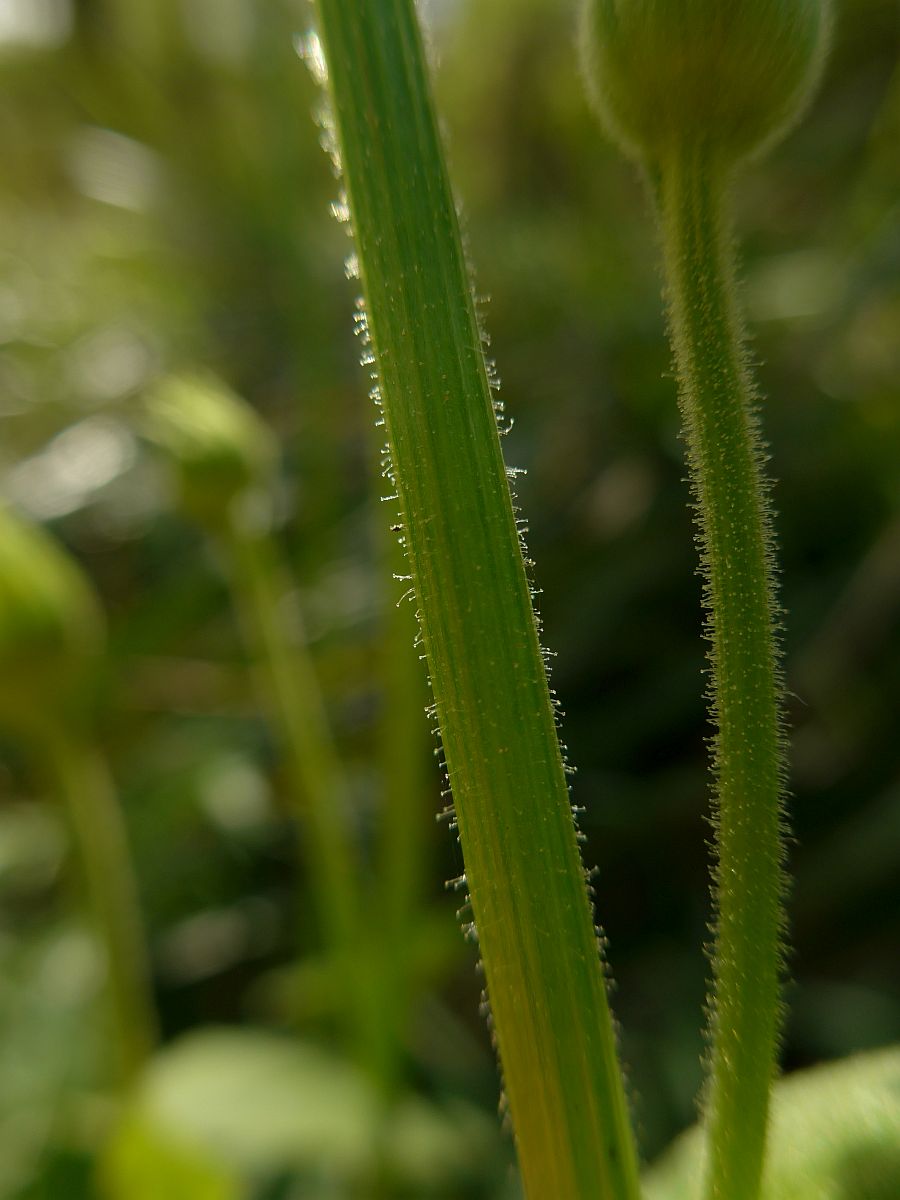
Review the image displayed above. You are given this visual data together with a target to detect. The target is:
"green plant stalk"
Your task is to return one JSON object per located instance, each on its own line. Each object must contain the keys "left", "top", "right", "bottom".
{"left": 655, "top": 147, "right": 786, "bottom": 1200}
{"left": 220, "top": 516, "right": 367, "bottom": 1028}
{"left": 312, "top": 3, "right": 640, "bottom": 1195}
{"left": 42, "top": 723, "right": 156, "bottom": 1085}
{"left": 373, "top": 529, "right": 431, "bottom": 1094}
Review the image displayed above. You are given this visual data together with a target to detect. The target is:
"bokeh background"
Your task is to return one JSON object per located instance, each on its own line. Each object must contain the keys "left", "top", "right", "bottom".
{"left": 0, "top": 0, "right": 898, "bottom": 1195}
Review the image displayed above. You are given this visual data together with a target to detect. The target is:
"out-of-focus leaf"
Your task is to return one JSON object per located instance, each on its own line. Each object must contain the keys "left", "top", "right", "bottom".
{"left": 644, "top": 1046, "right": 900, "bottom": 1200}
{"left": 0, "top": 923, "right": 104, "bottom": 1198}
{"left": 104, "top": 1028, "right": 502, "bottom": 1195}
{"left": 100, "top": 1112, "right": 239, "bottom": 1200}
{"left": 114, "top": 1028, "right": 376, "bottom": 1177}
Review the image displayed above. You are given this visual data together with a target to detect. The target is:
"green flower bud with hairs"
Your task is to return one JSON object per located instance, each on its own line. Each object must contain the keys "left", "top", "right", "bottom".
{"left": 145, "top": 373, "right": 277, "bottom": 530}
{"left": 0, "top": 505, "right": 103, "bottom": 731}
{"left": 580, "top": 0, "right": 832, "bottom": 168}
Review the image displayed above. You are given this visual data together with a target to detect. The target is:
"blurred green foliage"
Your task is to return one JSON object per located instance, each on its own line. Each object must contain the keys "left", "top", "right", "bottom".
{"left": 0, "top": 0, "right": 897, "bottom": 1195}
{"left": 645, "top": 1046, "right": 900, "bottom": 1200}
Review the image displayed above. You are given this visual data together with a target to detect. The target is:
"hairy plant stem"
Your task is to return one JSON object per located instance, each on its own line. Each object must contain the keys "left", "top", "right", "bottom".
{"left": 43, "top": 724, "right": 156, "bottom": 1085}
{"left": 655, "top": 147, "right": 786, "bottom": 1200}
{"left": 312, "top": 2, "right": 640, "bottom": 1195}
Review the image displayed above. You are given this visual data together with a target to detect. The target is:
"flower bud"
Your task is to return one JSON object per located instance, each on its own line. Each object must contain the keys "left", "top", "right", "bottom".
{"left": 145, "top": 374, "right": 277, "bottom": 530}
{"left": 0, "top": 506, "right": 103, "bottom": 728}
{"left": 580, "top": 0, "right": 832, "bottom": 166}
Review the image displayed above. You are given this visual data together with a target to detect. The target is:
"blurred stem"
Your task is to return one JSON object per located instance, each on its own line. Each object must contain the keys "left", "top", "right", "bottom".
{"left": 220, "top": 506, "right": 371, "bottom": 1052}
{"left": 372, "top": 527, "right": 431, "bottom": 1094}
{"left": 313, "top": 2, "right": 640, "bottom": 1195}
{"left": 43, "top": 725, "right": 156, "bottom": 1086}
{"left": 656, "top": 146, "right": 786, "bottom": 1200}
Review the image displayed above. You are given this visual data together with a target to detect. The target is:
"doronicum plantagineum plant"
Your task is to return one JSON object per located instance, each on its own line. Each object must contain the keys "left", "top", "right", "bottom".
{"left": 0, "top": 505, "right": 156, "bottom": 1085}
{"left": 579, "top": 3, "right": 831, "bottom": 1198}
